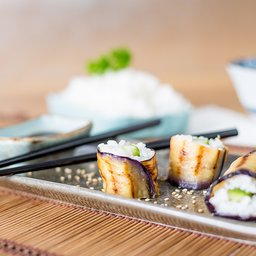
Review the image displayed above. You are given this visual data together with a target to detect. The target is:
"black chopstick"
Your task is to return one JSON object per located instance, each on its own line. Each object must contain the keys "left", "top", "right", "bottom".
{"left": 0, "top": 118, "right": 160, "bottom": 169}
{"left": 0, "top": 153, "right": 97, "bottom": 176}
{"left": 0, "top": 128, "right": 238, "bottom": 177}
{"left": 146, "top": 128, "right": 239, "bottom": 150}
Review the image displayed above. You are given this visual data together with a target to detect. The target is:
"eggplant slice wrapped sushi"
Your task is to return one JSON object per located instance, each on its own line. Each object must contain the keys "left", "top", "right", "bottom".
{"left": 97, "top": 140, "right": 159, "bottom": 199}
{"left": 206, "top": 150, "right": 256, "bottom": 221}
{"left": 169, "top": 135, "right": 227, "bottom": 190}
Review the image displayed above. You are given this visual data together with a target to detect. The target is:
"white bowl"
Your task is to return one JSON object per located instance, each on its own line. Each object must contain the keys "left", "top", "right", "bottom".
{"left": 227, "top": 58, "right": 256, "bottom": 114}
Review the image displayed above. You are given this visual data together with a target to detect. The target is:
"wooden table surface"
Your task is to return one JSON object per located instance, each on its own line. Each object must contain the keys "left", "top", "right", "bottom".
{"left": 1, "top": 1, "right": 256, "bottom": 255}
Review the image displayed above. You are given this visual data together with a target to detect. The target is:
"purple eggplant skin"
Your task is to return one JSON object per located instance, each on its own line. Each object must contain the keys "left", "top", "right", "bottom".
{"left": 97, "top": 150, "right": 157, "bottom": 199}
{"left": 205, "top": 168, "right": 256, "bottom": 221}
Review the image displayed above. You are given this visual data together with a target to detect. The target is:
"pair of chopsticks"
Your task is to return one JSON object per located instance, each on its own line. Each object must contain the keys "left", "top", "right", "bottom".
{"left": 0, "top": 122, "right": 238, "bottom": 176}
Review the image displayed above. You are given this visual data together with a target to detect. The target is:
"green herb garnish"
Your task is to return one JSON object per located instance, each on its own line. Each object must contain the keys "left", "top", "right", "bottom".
{"left": 86, "top": 48, "right": 132, "bottom": 75}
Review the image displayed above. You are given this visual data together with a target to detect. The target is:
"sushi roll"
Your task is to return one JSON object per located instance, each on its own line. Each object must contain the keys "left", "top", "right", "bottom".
{"left": 97, "top": 140, "right": 159, "bottom": 199}
{"left": 168, "top": 135, "right": 227, "bottom": 190}
{"left": 206, "top": 150, "right": 256, "bottom": 221}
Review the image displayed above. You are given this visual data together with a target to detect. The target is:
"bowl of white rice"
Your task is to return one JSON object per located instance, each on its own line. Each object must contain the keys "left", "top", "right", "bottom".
{"left": 46, "top": 69, "right": 191, "bottom": 137}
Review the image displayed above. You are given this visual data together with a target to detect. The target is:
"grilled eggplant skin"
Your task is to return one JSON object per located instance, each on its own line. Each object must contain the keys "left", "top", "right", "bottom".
{"left": 168, "top": 137, "right": 227, "bottom": 190}
{"left": 205, "top": 168, "right": 256, "bottom": 221}
{"left": 225, "top": 150, "right": 256, "bottom": 175}
{"left": 97, "top": 150, "right": 159, "bottom": 199}
{"left": 141, "top": 156, "right": 160, "bottom": 195}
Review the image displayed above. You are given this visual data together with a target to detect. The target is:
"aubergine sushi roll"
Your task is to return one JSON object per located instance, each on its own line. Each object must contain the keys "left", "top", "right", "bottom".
{"left": 168, "top": 135, "right": 227, "bottom": 190}
{"left": 206, "top": 150, "right": 256, "bottom": 221}
{"left": 97, "top": 140, "right": 159, "bottom": 199}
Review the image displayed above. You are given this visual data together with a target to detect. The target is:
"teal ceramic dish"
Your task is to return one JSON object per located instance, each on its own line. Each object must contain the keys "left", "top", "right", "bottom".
{"left": 47, "top": 95, "right": 191, "bottom": 138}
{"left": 0, "top": 114, "right": 92, "bottom": 160}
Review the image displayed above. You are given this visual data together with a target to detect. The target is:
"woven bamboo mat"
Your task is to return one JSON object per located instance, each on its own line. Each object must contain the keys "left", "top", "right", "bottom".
{"left": 0, "top": 188, "right": 255, "bottom": 256}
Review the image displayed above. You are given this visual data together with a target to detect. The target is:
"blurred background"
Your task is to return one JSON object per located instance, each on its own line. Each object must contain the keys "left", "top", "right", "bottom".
{"left": 1, "top": 0, "right": 256, "bottom": 123}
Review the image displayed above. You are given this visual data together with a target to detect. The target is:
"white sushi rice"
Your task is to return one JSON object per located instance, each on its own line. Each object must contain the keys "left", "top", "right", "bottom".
{"left": 209, "top": 175, "right": 256, "bottom": 219}
{"left": 53, "top": 68, "right": 191, "bottom": 118}
{"left": 98, "top": 140, "right": 154, "bottom": 161}
{"left": 173, "top": 135, "right": 224, "bottom": 148}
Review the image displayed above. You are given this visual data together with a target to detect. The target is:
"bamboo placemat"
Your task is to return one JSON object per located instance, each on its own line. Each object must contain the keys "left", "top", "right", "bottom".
{"left": 0, "top": 188, "right": 255, "bottom": 256}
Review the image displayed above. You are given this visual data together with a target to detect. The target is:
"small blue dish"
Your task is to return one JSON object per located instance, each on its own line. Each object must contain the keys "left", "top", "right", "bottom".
{"left": 231, "top": 58, "right": 256, "bottom": 69}
{"left": 0, "top": 114, "right": 92, "bottom": 160}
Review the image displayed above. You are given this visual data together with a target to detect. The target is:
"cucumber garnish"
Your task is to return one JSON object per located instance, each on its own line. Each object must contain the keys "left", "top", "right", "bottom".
{"left": 132, "top": 145, "right": 140, "bottom": 157}
{"left": 123, "top": 144, "right": 140, "bottom": 157}
{"left": 227, "top": 188, "right": 253, "bottom": 202}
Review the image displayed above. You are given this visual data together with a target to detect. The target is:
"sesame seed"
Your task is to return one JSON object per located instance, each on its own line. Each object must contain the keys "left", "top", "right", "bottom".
{"left": 187, "top": 191, "right": 193, "bottom": 195}
{"left": 74, "top": 175, "right": 80, "bottom": 182}
{"left": 181, "top": 205, "right": 188, "bottom": 210}
{"left": 89, "top": 187, "right": 94, "bottom": 190}
{"left": 92, "top": 178, "right": 98, "bottom": 184}
{"left": 182, "top": 189, "right": 187, "bottom": 193}
{"left": 137, "top": 198, "right": 141, "bottom": 201}
{"left": 86, "top": 181, "right": 90, "bottom": 186}
{"left": 176, "top": 205, "right": 182, "bottom": 209}
{"left": 203, "top": 190, "right": 207, "bottom": 195}
{"left": 55, "top": 167, "right": 61, "bottom": 173}
{"left": 177, "top": 195, "right": 183, "bottom": 199}
{"left": 67, "top": 174, "right": 72, "bottom": 180}
{"left": 192, "top": 200, "right": 196, "bottom": 204}
{"left": 154, "top": 201, "right": 157, "bottom": 204}
{"left": 164, "top": 198, "right": 169, "bottom": 201}
{"left": 192, "top": 196, "right": 196, "bottom": 199}
{"left": 76, "top": 169, "right": 81, "bottom": 175}
{"left": 198, "top": 209, "right": 204, "bottom": 213}
{"left": 164, "top": 204, "right": 168, "bottom": 206}
{"left": 80, "top": 169, "right": 86, "bottom": 175}
{"left": 87, "top": 172, "right": 95, "bottom": 178}
{"left": 64, "top": 168, "right": 72, "bottom": 174}
{"left": 145, "top": 198, "right": 150, "bottom": 201}
{"left": 27, "top": 172, "right": 32, "bottom": 177}
{"left": 172, "top": 191, "right": 176, "bottom": 195}
{"left": 60, "top": 176, "right": 65, "bottom": 182}
{"left": 175, "top": 189, "right": 180, "bottom": 193}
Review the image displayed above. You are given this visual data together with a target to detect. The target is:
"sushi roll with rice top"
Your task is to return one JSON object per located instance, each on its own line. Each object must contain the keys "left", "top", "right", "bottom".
{"left": 97, "top": 140, "right": 159, "bottom": 199}
{"left": 206, "top": 150, "right": 256, "bottom": 220}
{"left": 98, "top": 140, "right": 154, "bottom": 161}
{"left": 169, "top": 135, "right": 227, "bottom": 190}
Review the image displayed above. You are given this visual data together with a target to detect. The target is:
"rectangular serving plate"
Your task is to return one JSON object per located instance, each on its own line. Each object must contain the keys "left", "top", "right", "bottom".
{"left": 0, "top": 150, "right": 255, "bottom": 244}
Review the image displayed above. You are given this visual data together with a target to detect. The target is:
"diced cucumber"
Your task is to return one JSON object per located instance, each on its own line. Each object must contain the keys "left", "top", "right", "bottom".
{"left": 132, "top": 145, "right": 140, "bottom": 157}
{"left": 123, "top": 144, "right": 140, "bottom": 157}
{"left": 227, "top": 188, "right": 253, "bottom": 202}
{"left": 193, "top": 137, "right": 209, "bottom": 145}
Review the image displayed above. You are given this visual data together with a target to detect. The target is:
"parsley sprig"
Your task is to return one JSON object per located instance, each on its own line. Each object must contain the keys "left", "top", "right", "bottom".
{"left": 86, "top": 48, "right": 132, "bottom": 75}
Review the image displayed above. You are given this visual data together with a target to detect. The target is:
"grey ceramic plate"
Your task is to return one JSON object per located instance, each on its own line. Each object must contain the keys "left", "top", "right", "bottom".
{"left": 0, "top": 150, "right": 255, "bottom": 244}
